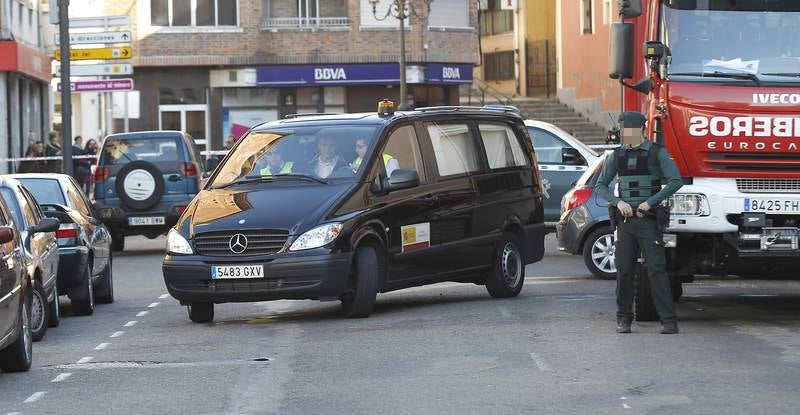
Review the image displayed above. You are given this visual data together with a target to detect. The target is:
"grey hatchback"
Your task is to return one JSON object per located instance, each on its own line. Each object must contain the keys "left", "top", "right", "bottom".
{"left": 92, "top": 131, "right": 205, "bottom": 251}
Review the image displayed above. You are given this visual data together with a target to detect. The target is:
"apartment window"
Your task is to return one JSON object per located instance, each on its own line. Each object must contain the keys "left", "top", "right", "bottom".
{"left": 263, "top": 0, "right": 348, "bottom": 28}
{"left": 150, "top": 0, "right": 238, "bottom": 27}
{"left": 484, "top": 51, "right": 515, "bottom": 81}
{"left": 429, "top": 0, "right": 469, "bottom": 29}
{"left": 480, "top": 0, "right": 513, "bottom": 35}
{"left": 581, "top": 0, "right": 594, "bottom": 34}
{"left": 603, "top": 0, "right": 612, "bottom": 25}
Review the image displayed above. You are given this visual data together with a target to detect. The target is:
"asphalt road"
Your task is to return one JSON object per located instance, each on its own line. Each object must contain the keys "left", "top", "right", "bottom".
{"left": 1, "top": 235, "right": 800, "bottom": 414}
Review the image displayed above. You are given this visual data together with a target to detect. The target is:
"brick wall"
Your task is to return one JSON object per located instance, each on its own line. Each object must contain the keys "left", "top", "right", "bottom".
{"left": 98, "top": 0, "right": 477, "bottom": 67}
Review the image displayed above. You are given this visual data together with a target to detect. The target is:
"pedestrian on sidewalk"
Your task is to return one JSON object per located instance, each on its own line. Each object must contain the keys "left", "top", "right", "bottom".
{"left": 18, "top": 142, "right": 45, "bottom": 173}
{"left": 72, "top": 136, "right": 92, "bottom": 190}
{"left": 44, "top": 131, "right": 63, "bottom": 173}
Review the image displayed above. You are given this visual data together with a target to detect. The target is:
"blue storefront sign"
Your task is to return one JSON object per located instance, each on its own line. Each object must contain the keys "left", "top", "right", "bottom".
{"left": 256, "top": 63, "right": 474, "bottom": 87}
{"left": 256, "top": 64, "right": 400, "bottom": 87}
{"left": 425, "top": 64, "right": 473, "bottom": 84}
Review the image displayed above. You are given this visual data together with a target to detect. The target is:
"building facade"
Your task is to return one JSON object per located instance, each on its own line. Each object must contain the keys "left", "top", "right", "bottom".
{"left": 474, "top": 0, "right": 556, "bottom": 98}
{"left": 0, "top": 0, "right": 52, "bottom": 173}
{"left": 66, "top": 0, "right": 478, "bottom": 151}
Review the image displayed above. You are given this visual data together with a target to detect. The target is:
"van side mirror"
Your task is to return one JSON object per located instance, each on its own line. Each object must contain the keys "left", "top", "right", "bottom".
{"left": 619, "top": 0, "right": 642, "bottom": 18}
{"left": 388, "top": 169, "right": 420, "bottom": 192}
{"left": 32, "top": 218, "right": 60, "bottom": 234}
{"left": 0, "top": 226, "right": 15, "bottom": 244}
{"left": 562, "top": 148, "right": 585, "bottom": 166}
{"left": 609, "top": 22, "right": 635, "bottom": 80}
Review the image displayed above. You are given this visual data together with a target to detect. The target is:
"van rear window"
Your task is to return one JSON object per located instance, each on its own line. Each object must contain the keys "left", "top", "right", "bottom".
{"left": 101, "top": 137, "right": 182, "bottom": 165}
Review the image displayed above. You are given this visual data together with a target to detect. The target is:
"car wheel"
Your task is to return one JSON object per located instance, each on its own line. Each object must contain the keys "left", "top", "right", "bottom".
{"left": 72, "top": 265, "right": 95, "bottom": 316}
{"left": 48, "top": 279, "right": 60, "bottom": 328}
{"left": 95, "top": 254, "right": 114, "bottom": 304}
{"left": 340, "top": 245, "right": 380, "bottom": 318}
{"left": 0, "top": 299, "right": 33, "bottom": 372}
{"left": 486, "top": 232, "right": 525, "bottom": 298}
{"left": 187, "top": 302, "right": 214, "bottom": 323}
{"left": 634, "top": 263, "right": 659, "bottom": 322}
{"left": 582, "top": 227, "right": 617, "bottom": 280}
{"left": 111, "top": 233, "right": 125, "bottom": 252}
{"left": 30, "top": 281, "right": 49, "bottom": 342}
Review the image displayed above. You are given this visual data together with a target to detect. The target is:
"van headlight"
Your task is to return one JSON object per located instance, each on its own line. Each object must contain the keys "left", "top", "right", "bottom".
{"left": 289, "top": 223, "right": 343, "bottom": 251}
{"left": 166, "top": 228, "right": 193, "bottom": 255}
{"left": 668, "top": 194, "right": 710, "bottom": 216}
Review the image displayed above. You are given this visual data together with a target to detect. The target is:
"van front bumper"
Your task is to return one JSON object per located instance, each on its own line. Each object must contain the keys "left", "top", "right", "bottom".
{"left": 162, "top": 251, "right": 352, "bottom": 304}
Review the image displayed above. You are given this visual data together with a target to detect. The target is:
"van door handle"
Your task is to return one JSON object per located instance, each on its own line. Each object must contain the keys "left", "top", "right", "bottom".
{"left": 168, "top": 174, "right": 183, "bottom": 182}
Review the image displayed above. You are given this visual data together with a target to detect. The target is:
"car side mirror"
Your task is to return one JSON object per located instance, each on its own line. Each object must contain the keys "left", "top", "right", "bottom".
{"left": 0, "top": 226, "right": 15, "bottom": 244}
{"left": 388, "top": 169, "right": 420, "bottom": 192}
{"left": 562, "top": 147, "right": 585, "bottom": 166}
{"left": 32, "top": 218, "right": 60, "bottom": 234}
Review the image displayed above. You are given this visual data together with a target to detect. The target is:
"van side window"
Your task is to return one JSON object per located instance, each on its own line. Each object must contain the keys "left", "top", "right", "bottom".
{"left": 426, "top": 122, "right": 480, "bottom": 177}
{"left": 478, "top": 123, "right": 529, "bottom": 169}
{"left": 381, "top": 125, "right": 427, "bottom": 184}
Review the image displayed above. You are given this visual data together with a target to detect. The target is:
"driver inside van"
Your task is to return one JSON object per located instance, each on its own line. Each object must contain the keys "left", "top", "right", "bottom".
{"left": 258, "top": 146, "right": 294, "bottom": 176}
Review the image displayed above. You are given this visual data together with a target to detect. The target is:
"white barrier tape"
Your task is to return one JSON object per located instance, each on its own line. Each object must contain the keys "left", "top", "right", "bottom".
{"left": 589, "top": 144, "right": 621, "bottom": 150}
{"left": 201, "top": 150, "right": 229, "bottom": 156}
{"left": 0, "top": 154, "right": 98, "bottom": 163}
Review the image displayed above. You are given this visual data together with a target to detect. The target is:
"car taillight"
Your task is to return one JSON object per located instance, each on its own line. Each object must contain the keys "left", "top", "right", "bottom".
{"left": 180, "top": 163, "right": 198, "bottom": 177}
{"left": 566, "top": 187, "right": 594, "bottom": 212}
{"left": 177, "top": 205, "right": 187, "bottom": 213}
{"left": 93, "top": 167, "right": 109, "bottom": 183}
{"left": 56, "top": 227, "right": 78, "bottom": 239}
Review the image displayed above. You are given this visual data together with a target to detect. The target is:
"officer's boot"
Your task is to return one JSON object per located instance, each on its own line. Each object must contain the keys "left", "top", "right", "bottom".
{"left": 660, "top": 320, "right": 679, "bottom": 334}
{"left": 616, "top": 316, "right": 632, "bottom": 334}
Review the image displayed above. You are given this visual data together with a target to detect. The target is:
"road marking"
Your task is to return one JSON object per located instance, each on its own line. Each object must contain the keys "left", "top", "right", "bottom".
{"left": 94, "top": 342, "right": 110, "bottom": 350}
{"left": 110, "top": 331, "right": 125, "bottom": 338}
{"left": 496, "top": 305, "right": 514, "bottom": 319}
{"left": 51, "top": 372, "right": 72, "bottom": 383}
{"left": 124, "top": 320, "right": 137, "bottom": 327}
{"left": 136, "top": 311, "right": 149, "bottom": 317}
{"left": 148, "top": 302, "right": 160, "bottom": 308}
{"left": 159, "top": 294, "right": 169, "bottom": 299}
{"left": 23, "top": 392, "right": 46, "bottom": 403}
{"left": 76, "top": 356, "right": 94, "bottom": 364}
{"left": 623, "top": 403, "right": 632, "bottom": 409}
{"left": 529, "top": 352, "right": 552, "bottom": 372}
{"left": 739, "top": 294, "right": 777, "bottom": 298}
{"left": 7, "top": 412, "right": 21, "bottom": 415}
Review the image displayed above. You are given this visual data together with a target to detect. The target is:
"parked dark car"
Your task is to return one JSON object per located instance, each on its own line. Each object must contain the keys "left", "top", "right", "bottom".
{"left": 526, "top": 120, "right": 599, "bottom": 231}
{"left": 163, "top": 105, "right": 546, "bottom": 322}
{"left": 92, "top": 131, "right": 205, "bottom": 251}
{"left": 0, "top": 200, "right": 32, "bottom": 372}
{"left": 0, "top": 177, "right": 60, "bottom": 341}
{"left": 556, "top": 153, "right": 617, "bottom": 279}
{"left": 15, "top": 174, "right": 113, "bottom": 316}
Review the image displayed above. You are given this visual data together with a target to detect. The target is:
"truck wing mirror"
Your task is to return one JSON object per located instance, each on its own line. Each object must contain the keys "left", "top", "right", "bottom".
{"left": 609, "top": 22, "right": 635, "bottom": 80}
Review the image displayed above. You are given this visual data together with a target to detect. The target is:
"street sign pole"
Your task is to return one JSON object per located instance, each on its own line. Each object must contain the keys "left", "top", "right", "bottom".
{"left": 58, "top": 0, "right": 73, "bottom": 176}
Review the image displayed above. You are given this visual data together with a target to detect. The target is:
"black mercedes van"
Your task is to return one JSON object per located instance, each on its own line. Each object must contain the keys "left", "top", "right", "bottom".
{"left": 162, "top": 104, "right": 545, "bottom": 322}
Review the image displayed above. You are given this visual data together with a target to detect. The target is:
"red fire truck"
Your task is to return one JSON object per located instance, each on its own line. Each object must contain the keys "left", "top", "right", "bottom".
{"left": 610, "top": 0, "right": 800, "bottom": 319}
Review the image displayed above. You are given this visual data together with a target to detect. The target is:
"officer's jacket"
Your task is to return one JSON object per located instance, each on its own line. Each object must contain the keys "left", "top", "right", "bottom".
{"left": 595, "top": 140, "right": 683, "bottom": 207}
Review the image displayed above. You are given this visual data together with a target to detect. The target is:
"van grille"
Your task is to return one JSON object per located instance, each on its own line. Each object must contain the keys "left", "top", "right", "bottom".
{"left": 708, "top": 153, "right": 800, "bottom": 171}
{"left": 193, "top": 230, "right": 289, "bottom": 257}
{"left": 736, "top": 179, "right": 800, "bottom": 194}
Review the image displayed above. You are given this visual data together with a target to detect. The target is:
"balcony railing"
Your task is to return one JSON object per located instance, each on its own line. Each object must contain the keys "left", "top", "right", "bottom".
{"left": 261, "top": 16, "right": 350, "bottom": 29}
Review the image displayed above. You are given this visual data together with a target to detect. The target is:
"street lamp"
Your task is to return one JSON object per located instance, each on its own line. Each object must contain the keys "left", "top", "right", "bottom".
{"left": 368, "top": 0, "right": 433, "bottom": 110}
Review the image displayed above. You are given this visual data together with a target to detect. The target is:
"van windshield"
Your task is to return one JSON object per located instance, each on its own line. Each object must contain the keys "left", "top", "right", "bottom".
{"left": 210, "top": 125, "right": 379, "bottom": 188}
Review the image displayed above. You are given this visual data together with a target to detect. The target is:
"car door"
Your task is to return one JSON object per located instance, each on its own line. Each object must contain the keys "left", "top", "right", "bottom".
{"left": 19, "top": 186, "right": 59, "bottom": 290}
{"left": 0, "top": 202, "right": 17, "bottom": 339}
{"left": 367, "top": 123, "right": 442, "bottom": 285}
{"left": 418, "top": 119, "right": 488, "bottom": 275}
{"left": 528, "top": 127, "right": 589, "bottom": 226}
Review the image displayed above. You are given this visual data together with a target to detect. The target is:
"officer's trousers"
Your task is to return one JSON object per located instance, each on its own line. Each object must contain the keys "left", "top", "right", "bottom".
{"left": 615, "top": 216, "right": 676, "bottom": 321}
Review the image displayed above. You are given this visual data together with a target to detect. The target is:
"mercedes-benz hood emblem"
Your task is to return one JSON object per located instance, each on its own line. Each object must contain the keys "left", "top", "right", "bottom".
{"left": 229, "top": 233, "right": 248, "bottom": 254}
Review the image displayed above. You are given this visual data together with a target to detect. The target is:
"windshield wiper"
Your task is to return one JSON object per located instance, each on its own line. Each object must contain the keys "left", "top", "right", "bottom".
{"left": 761, "top": 72, "right": 800, "bottom": 78}
{"left": 211, "top": 173, "right": 328, "bottom": 189}
{"left": 272, "top": 173, "right": 328, "bottom": 185}
{"left": 210, "top": 177, "right": 267, "bottom": 189}
{"left": 670, "top": 71, "right": 762, "bottom": 86}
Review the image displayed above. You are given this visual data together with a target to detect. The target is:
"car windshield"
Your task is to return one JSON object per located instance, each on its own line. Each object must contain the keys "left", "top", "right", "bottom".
{"left": 16, "top": 178, "right": 67, "bottom": 206}
{"left": 210, "top": 125, "right": 379, "bottom": 188}
{"left": 663, "top": 1, "right": 800, "bottom": 82}
{"left": 100, "top": 137, "right": 182, "bottom": 165}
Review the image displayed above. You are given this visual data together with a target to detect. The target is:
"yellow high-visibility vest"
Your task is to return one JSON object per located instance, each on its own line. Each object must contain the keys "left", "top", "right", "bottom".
{"left": 260, "top": 161, "right": 294, "bottom": 176}
{"left": 353, "top": 153, "right": 394, "bottom": 170}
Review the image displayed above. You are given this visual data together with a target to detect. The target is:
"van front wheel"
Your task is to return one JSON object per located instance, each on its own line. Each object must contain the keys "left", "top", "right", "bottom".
{"left": 486, "top": 232, "right": 525, "bottom": 298}
{"left": 340, "top": 246, "right": 379, "bottom": 318}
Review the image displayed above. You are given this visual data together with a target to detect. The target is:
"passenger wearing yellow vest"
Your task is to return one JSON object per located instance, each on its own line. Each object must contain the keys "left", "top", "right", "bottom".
{"left": 259, "top": 148, "right": 294, "bottom": 176}
{"left": 349, "top": 138, "right": 399, "bottom": 176}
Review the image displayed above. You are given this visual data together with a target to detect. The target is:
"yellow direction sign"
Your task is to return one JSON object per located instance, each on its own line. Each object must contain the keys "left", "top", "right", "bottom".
{"left": 55, "top": 47, "right": 133, "bottom": 61}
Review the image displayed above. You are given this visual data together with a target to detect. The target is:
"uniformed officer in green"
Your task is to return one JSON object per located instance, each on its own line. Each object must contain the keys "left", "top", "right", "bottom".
{"left": 259, "top": 147, "right": 294, "bottom": 176}
{"left": 595, "top": 112, "right": 683, "bottom": 334}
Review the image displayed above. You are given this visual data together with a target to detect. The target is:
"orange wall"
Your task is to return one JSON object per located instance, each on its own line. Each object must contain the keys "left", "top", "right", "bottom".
{"left": 559, "top": 0, "right": 621, "bottom": 113}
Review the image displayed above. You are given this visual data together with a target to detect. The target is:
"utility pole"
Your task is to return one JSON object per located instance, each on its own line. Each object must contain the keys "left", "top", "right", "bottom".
{"left": 58, "top": 0, "right": 73, "bottom": 176}
{"left": 398, "top": 8, "right": 407, "bottom": 110}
